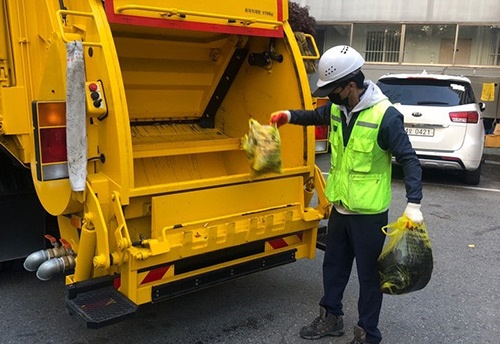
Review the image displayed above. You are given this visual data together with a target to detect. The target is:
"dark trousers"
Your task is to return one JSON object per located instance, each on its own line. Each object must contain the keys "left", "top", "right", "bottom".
{"left": 320, "top": 206, "right": 388, "bottom": 344}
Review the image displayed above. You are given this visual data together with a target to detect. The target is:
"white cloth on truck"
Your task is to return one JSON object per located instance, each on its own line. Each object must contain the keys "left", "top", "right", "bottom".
{"left": 66, "top": 40, "right": 87, "bottom": 191}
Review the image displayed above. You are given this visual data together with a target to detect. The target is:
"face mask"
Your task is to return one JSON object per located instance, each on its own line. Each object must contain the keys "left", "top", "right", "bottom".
{"left": 328, "top": 87, "right": 351, "bottom": 107}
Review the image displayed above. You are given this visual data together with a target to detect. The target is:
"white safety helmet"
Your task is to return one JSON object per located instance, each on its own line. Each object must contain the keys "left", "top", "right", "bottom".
{"left": 312, "top": 45, "right": 365, "bottom": 97}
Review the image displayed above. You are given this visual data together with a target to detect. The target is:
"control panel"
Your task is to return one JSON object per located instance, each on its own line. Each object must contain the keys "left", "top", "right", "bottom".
{"left": 85, "top": 81, "right": 107, "bottom": 119}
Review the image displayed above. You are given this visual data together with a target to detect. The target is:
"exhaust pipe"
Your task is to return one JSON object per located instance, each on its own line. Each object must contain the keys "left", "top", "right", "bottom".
{"left": 23, "top": 246, "right": 71, "bottom": 272}
{"left": 36, "top": 255, "right": 76, "bottom": 281}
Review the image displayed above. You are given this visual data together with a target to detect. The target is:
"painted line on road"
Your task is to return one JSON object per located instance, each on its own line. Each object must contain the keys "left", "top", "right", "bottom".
{"left": 321, "top": 172, "right": 500, "bottom": 193}
{"left": 485, "top": 159, "right": 500, "bottom": 166}
{"left": 436, "top": 184, "right": 500, "bottom": 193}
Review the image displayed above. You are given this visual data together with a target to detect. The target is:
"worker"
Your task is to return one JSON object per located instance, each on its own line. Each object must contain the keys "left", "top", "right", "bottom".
{"left": 269, "top": 45, "right": 423, "bottom": 344}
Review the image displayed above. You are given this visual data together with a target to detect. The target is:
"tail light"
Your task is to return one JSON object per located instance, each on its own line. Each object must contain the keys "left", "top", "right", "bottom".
{"left": 315, "top": 126, "right": 329, "bottom": 140}
{"left": 315, "top": 125, "right": 329, "bottom": 153}
{"left": 449, "top": 111, "right": 479, "bottom": 124}
{"left": 33, "top": 101, "right": 69, "bottom": 181}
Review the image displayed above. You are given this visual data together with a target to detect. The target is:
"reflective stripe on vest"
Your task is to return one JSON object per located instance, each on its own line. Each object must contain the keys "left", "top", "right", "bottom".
{"left": 325, "top": 100, "right": 392, "bottom": 214}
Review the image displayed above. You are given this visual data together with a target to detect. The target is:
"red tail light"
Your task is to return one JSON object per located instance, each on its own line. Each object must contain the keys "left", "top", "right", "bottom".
{"left": 33, "top": 101, "right": 69, "bottom": 181}
{"left": 315, "top": 126, "right": 329, "bottom": 140}
{"left": 40, "top": 127, "right": 67, "bottom": 163}
{"left": 449, "top": 111, "right": 479, "bottom": 124}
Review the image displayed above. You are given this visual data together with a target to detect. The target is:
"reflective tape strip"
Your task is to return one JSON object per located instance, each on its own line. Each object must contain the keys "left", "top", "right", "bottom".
{"left": 267, "top": 238, "right": 288, "bottom": 249}
{"left": 267, "top": 234, "right": 303, "bottom": 250}
{"left": 356, "top": 121, "right": 378, "bottom": 129}
{"left": 140, "top": 266, "right": 171, "bottom": 285}
{"left": 331, "top": 114, "right": 342, "bottom": 123}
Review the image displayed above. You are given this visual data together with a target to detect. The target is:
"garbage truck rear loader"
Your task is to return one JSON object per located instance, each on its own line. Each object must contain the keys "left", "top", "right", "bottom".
{"left": 0, "top": 0, "right": 328, "bottom": 328}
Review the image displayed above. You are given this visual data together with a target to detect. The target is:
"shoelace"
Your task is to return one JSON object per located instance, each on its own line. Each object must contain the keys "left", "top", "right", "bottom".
{"left": 310, "top": 316, "right": 327, "bottom": 329}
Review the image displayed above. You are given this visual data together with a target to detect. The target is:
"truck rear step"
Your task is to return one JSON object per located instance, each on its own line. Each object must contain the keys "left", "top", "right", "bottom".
{"left": 66, "top": 248, "right": 296, "bottom": 328}
{"left": 66, "top": 277, "right": 137, "bottom": 329}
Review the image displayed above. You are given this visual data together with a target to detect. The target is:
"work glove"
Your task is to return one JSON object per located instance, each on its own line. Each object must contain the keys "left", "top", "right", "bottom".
{"left": 403, "top": 202, "right": 424, "bottom": 225}
{"left": 269, "top": 111, "right": 291, "bottom": 128}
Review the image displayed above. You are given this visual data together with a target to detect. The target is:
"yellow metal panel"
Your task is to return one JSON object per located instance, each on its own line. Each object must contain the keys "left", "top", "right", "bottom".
{"left": 114, "top": 33, "right": 241, "bottom": 122}
{"left": 131, "top": 165, "right": 312, "bottom": 197}
{"left": 0, "top": 1, "right": 10, "bottom": 87}
{"left": 151, "top": 177, "right": 303, "bottom": 234}
{"left": 0, "top": 87, "right": 30, "bottom": 134}
{"left": 32, "top": 177, "right": 81, "bottom": 216}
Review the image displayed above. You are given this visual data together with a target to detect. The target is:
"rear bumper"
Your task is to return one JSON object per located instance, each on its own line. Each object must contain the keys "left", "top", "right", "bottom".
{"left": 417, "top": 155, "right": 465, "bottom": 170}
{"left": 393, "top": 154, "right": 482, "bottom": 171}
{"left": 151, "top": 249, "right": 297, "bottom": 302}
{"left": 416, "top": 154, "right": 482, "bottom": 171}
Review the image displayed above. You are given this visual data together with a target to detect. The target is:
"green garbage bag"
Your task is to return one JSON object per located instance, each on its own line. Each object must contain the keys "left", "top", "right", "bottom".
{"left": 377, "top": 216, "right": 433, "bottom": 295}
{"left": 242, "top": 118, "right": 282, "bottom": 175}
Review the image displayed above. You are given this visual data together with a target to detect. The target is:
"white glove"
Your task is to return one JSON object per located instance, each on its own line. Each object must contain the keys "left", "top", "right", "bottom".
{"left": 404, "top": 202, "right": 423, "bottom": 225}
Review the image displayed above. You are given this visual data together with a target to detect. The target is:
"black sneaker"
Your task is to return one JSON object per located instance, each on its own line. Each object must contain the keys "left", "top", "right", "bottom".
{"left": 347, "top": 325, "right": 368, "bottom": 344}
{"left": 299, "top": 307, "right": 344, "bottom": 340}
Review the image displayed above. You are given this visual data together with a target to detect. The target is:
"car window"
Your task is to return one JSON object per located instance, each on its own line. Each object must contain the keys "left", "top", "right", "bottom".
{"left": 377, "top": 78, "right": 476, "bottom": 106}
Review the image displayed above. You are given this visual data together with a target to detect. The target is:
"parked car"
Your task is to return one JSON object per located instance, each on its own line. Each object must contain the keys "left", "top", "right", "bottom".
{"left": 377, "top": 72, "right": 485, "bottom": 185}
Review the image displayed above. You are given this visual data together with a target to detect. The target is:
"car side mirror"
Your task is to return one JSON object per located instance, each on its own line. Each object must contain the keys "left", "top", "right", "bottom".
{"left": 478, "top": 102, "right": 486, "bottom": 112}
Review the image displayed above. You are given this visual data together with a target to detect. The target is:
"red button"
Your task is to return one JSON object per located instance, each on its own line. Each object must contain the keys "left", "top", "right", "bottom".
{"left": 88, "top": 83, "right": 98, "bottom": 92}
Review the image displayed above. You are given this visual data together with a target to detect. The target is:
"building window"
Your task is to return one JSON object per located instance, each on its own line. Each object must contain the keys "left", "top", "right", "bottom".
{"left": 456, "top": 25, "right": 500, "bottom": 66}
{"left": 319, "top": 24, "right": 352, "bottom": 53}
{"left": 489, "top": 27, "right": 500, "bottom": 65}
{"left": 404, "top": 24, "right": 457, "bottom": 64}
{"left": 352, "top": 24, "right": 402, "bottom": 63}
{"left": 403, "top": 24, "right": 500, "bottom": 66}
{"left": 365, "top": 29, "right": 400, "bottom": 62}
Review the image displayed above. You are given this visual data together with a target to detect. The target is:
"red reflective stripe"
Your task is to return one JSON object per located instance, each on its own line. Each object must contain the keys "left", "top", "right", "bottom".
{"left": 141, "top": 266, "right": 171, "bottom": 284}
{"left": 268, "top": 238, "right": 288, "bottom": 249}
{"left": 113, "top": 277, "right": 121, "bottom": 290}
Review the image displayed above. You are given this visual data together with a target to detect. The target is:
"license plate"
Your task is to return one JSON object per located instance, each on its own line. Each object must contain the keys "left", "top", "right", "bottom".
{"left": 405, "top": 127, "right": 435, "bottom": 137}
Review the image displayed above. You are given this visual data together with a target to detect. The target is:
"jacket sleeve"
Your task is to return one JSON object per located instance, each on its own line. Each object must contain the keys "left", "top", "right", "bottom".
{"left": 288, "top": 103, "right": 331, "bottom": 126}
{"left": 379, "top": 106, "right": 423, "bottom": 204}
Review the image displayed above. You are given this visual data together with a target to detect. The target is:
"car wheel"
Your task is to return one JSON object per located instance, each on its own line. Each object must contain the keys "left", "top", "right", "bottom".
{"left": 463, "top": 162, "right": 482, "bottom": 185}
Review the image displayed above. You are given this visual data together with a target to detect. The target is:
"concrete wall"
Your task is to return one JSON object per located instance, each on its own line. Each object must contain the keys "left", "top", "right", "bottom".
{"left": 296, "top": 0, "right": 500, "bottom": 24}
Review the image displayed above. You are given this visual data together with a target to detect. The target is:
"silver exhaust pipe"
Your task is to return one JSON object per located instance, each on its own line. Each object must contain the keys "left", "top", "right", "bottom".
{"left": 36, "top": 255, "right": 76, "bottom": 281}
{"left": 23, "top": 246, "right": 71, "bottom": 272}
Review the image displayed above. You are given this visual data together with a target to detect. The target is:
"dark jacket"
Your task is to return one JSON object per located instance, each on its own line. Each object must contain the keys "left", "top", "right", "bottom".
{"left": 289, "top": 82, "right": 423, "bottom": 204}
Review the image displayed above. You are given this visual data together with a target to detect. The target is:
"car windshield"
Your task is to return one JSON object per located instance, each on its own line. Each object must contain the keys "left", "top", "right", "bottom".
{"left": 377, "top": 78, "right": 477, "bottom": 106}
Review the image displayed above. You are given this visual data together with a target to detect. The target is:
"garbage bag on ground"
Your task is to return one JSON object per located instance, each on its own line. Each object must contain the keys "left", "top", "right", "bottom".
{"left": 377, "top": 216, "right": 433, "bottom": 295}
{"left": 242, "top": 118, "right": 282, "bottom": 175}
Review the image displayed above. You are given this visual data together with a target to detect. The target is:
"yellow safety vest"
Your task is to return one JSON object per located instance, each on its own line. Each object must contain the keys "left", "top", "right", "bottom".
{"left": 325, "top": 100, "right": 392, "bottom": 214}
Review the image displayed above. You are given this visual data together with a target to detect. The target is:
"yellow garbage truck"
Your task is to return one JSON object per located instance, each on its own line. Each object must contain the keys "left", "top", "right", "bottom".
{"left": 0, "top": 0, "right": 328, "bottom": 328}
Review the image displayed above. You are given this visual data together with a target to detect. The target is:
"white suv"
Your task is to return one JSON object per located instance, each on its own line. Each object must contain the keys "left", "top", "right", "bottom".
{"left": 377, "top": 72, "right": 485, "bottom": 185}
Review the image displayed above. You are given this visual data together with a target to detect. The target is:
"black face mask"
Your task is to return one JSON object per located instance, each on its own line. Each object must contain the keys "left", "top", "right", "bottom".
{"left": 329, "top": 88, "right": 351, "bottom": 106}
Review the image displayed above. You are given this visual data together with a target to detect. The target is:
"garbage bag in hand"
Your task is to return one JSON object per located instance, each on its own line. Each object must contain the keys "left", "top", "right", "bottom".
{"left": 377, "top": 216, "right": 433, "bottom": 295}
{"left": 242, "top": 118, "right": 282, "bottom": 175}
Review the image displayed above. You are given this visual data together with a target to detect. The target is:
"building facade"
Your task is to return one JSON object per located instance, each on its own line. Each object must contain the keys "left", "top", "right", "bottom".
{"left": 297, "top": 0, "right": 500, "bottom": 124}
